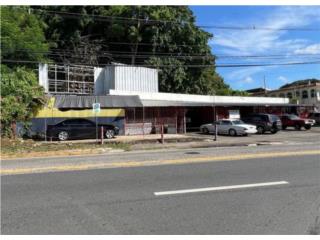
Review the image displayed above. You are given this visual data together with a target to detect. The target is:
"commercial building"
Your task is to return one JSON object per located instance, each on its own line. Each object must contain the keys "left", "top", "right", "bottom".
{"left": 32, "top": 63, "right": 305, "bottom": 136}
{"left": 246, "top": 79, "right": 320, "bottom": 113}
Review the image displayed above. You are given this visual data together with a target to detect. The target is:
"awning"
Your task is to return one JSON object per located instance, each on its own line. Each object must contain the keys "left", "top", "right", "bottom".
{"left": 53, "top": 95, "right": 143, "bottom": 108}
{"left": 140, "top": 100, "right": 296, "bottom": 107}
{"left": 52, "top": 94, "right": 312, "bottom": 109}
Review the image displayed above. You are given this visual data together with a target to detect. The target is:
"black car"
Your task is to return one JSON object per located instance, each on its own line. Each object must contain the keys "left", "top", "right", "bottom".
{"left": 47, "top": 119, "right": 119, "bottom": 141}
{"left": 241, "top": 113, "right": 282, "bottom": 134}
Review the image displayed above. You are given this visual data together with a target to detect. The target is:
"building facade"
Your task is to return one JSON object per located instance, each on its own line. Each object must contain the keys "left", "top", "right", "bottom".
{"left": 33, "top": 63, "right": 311, "bottom": 137}
{"left": 247, "top": 80, "right": 320, "bottom": 112}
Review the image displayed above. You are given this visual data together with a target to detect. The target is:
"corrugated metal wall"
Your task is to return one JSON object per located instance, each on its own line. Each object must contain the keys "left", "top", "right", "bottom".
{"left": 114, "top": 66, "right": 158, "bottom": 93}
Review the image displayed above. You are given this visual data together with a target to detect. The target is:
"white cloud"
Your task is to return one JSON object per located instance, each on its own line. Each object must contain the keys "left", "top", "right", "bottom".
{"left": 243, "top": 76, "right": 254, "bottom": 83}
{"left": 278, "top": 76, "right": 289, "bottom": 83}
{"left": 227, "top": 66, "right": 264, "bottom": 79}
{"left": 211, "top": 6, "right": 320, "bottom": 86}
{"left": 212, "top": 7, "right": 320, "bottom": 56}
{"left": 294, "top": 44, "right": 320, "bottom": 54}
{"left": 236, "top": 76, "right": 256, "bottom": 88}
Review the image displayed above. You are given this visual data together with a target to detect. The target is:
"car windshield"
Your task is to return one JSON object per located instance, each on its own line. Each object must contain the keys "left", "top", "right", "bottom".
{"left": 232, "top": 120, "right": 244, "bottom": 125}
{"left": 288, "top": 115, "right": 300, "bottom": 120}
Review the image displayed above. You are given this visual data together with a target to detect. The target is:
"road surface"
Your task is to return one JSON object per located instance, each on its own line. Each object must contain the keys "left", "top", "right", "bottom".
{"left": 1, "top": 144, "right": 320, "bottom": 234}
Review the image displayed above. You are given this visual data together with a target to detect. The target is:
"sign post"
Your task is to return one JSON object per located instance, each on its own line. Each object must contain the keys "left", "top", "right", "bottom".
{"left": 214, "top": 106, "right": 218, "bottom": 141}
{"left": 92, "top": 103, "right": 101, "bottom": 143}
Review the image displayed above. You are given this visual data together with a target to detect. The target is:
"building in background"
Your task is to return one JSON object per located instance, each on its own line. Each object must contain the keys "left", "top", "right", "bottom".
{"left": 33, "top": 63, "right": 311, "bottom": 137}
{"left": 246, "top": 79, "right": 320, "bottom": 113}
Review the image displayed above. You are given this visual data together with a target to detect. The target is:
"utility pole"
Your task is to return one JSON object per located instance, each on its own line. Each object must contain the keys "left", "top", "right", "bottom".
{"left": 263, "top": 76, "right": 268, "bottom": 97}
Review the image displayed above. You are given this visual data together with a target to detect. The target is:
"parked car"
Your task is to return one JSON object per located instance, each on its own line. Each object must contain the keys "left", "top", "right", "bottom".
{"left": 308, "top": 112, "right": 320, "bottom": 125}
{"left": 47, "top": 118, "right": 119, "bottom": 141}
{"left": 200, "top": 119, "right": 257, "bottom": 136}
{"left": 280, "top": 114, "right": 315, "bottom": 130}
{"left": 241, "top": 113, "right": 282, "bottom": 134}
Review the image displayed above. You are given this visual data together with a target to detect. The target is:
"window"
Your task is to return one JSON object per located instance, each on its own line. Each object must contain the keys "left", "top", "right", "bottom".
{"left": 295, "top": 91, "right": 300, "bottom": 97}
{"left": 279, "top": 93, "right": 285, "bottom": 98}
{"left": 62, "top": 119, "right": 94, "bottom": 126}
{"left": 270, "top": 115, "right": 280, "bottom": 122}
{"left": 231, "top": 120, "right": 245, "bottom": 125}
{"left": 302, "top": 90, "right": 308, "bottom": 99}
{"left": 253, "top": 116, "right": 262, "bottom": 121}
{"left": 288, "top": 114, "right": 300, "bottom": 120}
{"left": 287, "top": 92, "right": 293, "bottom": 98}
{"left": 221, "top": 120, "right": 232, "bottom": 125}
{"left": 311, "top": 89, "right": 315, "bottom": 98}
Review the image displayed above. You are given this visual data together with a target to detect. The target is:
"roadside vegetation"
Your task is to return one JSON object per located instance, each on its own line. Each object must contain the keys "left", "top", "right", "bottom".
{"left": 1, "top": 138, "right": 131, "bottom": 158}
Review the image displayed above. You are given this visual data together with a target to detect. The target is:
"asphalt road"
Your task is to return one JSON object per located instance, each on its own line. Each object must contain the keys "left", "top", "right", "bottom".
{"left": 1, "top": 145, "right": 320, "bottom": 234}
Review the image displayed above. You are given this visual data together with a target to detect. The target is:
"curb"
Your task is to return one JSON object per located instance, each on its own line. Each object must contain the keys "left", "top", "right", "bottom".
{"left": 1, "top": 140, "right": 285, "bottom": 161}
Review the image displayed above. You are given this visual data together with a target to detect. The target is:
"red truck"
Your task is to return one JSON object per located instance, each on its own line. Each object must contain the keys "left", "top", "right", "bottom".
{"left": 280, "top": 114, "right": 315, "bottom": 130}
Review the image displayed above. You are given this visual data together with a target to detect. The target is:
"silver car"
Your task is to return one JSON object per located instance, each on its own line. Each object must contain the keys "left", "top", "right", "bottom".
{"left": 200, "top": 119, "right": 257, "bottom": 136}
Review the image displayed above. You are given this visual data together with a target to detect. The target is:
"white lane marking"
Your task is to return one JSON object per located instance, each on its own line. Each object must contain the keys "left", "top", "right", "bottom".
{"left": 154, "top": 181, "right": 289, "bottom": 196}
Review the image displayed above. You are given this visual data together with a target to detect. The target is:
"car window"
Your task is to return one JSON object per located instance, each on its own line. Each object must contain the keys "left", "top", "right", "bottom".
{"left": 252, "top": 116, "right": 261, "bottom": 121}
{"left": 232, "top": 120, "right": 244, "bottom": 125}
{"left": 77, "top": 119, "right": 95, "bottom": 126}
{"left": 62, "top": 119, "right": 94, "bottom": 126}
{"left": 221, "top": 120, "right": 232, "bottom": 125}
{"left": 288, "top": 115, "right": 300, "bottom": 120}
{"left": 270, "top": 115, "right": 280, "bottom": 122}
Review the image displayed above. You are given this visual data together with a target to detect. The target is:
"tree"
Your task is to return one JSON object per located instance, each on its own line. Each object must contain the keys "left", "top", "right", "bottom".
{"left": 1, "top": 6, "right": 48, "bottom": 137}
{"left": 39, "top": 6, "right": 233, "bottom": 95}
{"left": 1, "top": 6, "right": 49, "bottom": 64}
{"left": 1, "top": 65, "right": 47, "bottom": 137}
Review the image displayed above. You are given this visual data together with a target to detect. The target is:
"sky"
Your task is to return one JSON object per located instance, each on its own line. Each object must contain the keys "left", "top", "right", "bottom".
{"left": 190, "top": 6, "right": 320, "bottom": 91}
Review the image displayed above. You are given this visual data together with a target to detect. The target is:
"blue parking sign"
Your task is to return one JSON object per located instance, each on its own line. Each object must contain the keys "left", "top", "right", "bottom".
{"left": 92, "top": 103, "right": 101, "bottom": 113}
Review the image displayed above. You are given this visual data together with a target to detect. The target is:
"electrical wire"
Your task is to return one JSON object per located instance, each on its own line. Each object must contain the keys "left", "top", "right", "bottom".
{"left": 10, "top": 6, "right": 320, "bottom": 32}
{"left": 2, "top": 59, "right": 320, "bottom": 68}
{"left": 4, "top": 48, "right": 320, "bottom": 60}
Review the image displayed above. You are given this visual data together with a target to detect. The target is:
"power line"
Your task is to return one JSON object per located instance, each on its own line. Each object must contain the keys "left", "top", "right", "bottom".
{"left": 3, "top": 59, "right": 320, "bottom": 68}
{"left": 5, "top": 48, "right": 320, "bottom": 60}
{"left": 11, "top": 6, "right": 320, "bottom": 32}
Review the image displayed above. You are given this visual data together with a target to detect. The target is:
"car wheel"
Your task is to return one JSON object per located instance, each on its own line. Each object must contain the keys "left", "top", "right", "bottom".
{"left": 304, "top": 125, "right": 311, "bottom": 130}
{"left": 270, "top": 128, "right": 278, "bottom": 134}
{"left": 257, "top": 126, "right": 265, "bottom": 134}
{"left": 294, "top": 124, "right": 301, "bottom": 130}
{"left": 229, "top": 129, "right": 237, "bottom": 136}
{"left": 202, "top": 127, "right": 209, "bottom": 134}
{"left": 105, "top": 129, "right": 115, "bottom": 139}
{"left": 58, "top": 131, "right": 69, "bottom": 141}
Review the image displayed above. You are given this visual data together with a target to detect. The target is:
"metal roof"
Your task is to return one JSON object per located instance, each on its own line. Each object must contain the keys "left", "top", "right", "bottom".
{"left": 140, "top": 100, "right": 294, "bottom": 107}
{"left": 52, "top": 94, "right": 311, "bottom": 109}
{"left": 109, "top": 90, "right": 292, "bottom": 107}
{"left": 53, "top": 95, "right": 143, "bottom": 108}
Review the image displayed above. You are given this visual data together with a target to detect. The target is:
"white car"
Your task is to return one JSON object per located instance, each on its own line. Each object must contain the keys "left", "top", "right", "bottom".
{"left": 200, "top": 119, "right": 257, "bottom": 136}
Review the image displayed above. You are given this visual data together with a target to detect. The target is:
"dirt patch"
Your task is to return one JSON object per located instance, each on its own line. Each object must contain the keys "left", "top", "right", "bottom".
{"left": 1, "top": 138, "right": 130, "bottom": 159}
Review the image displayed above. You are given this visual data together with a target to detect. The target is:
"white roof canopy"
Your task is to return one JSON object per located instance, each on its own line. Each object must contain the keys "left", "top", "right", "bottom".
{"left": 109, "top": 90, "right": 290, "bottom": 107}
